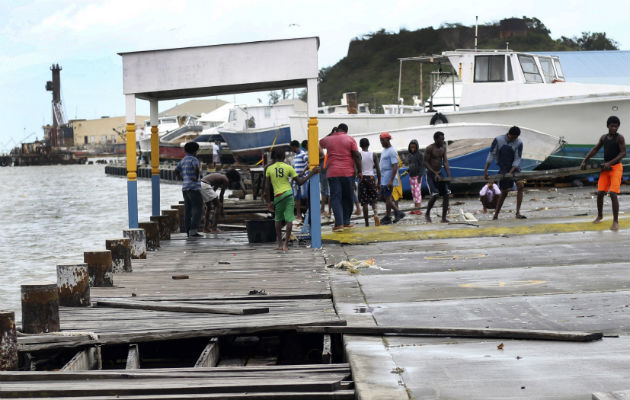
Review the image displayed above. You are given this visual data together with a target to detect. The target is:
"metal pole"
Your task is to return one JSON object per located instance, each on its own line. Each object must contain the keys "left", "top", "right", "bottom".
{"left": 150, "top": 100, "right": 160, "bottom": 217}
{"left": 306, "top": 78, "right": 321, "bottom": 249}
{"left": 397, "top": 60, "right": 403, "bottom": 103}
{"left": 125, "top": 95, "right": 138, "bottom": 228}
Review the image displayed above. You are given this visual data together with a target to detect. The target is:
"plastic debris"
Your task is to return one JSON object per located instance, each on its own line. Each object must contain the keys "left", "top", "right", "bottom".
{"left": 328, "top": 258, "right": 387, "bottom": 274}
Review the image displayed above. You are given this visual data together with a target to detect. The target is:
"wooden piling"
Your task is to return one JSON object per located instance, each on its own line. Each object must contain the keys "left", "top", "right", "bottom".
{"left": 105, "top": 238, "right": 132, "bottom": 273}
{"left": 150, "top": 215, "right": 172, "bottom": 240}
{"left": 138, "top": 222, "right": 160, "bottom": 250}
{"left": 162, "top": 209, "right": 180, "bottom": 233}
{"left": 84, "top": 251, "right": 114, "bottom": 287}
{"left": 123, "top": 228, "right": 146, "bottom": 259}
{"left": 0, "top": 311, "right": 18, "bottom": 370}
{"left": 56, "top": 264, "right": 90, "bottom": 307}
{"left": 170, "top": 204, "right": 186, "bottom": 233}
{"left": 21, "top": 283, "right": 60, "bottom": 334}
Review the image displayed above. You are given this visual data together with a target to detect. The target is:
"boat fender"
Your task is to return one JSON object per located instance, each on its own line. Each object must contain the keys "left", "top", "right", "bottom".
{"left": 430, "top": 113, "right": 448, "bottom": 125}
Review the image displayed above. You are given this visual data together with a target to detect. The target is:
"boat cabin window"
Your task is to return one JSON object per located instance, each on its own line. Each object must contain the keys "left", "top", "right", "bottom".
{"left": 552, "top": 58, "right": 565, "bottom": 80}
{"left": 474, "top": 55, "right": 506, "bottom": 82}
{"left": 517, "top": 55, "right": 543, "bottom": 83}
{"left": 264, "top": 107, "right": 271, "bottom": 118}
{"left": 539, "top": 57, "right": 556, "bottom": 83}
{"left": 359, "top": 105, "right": 367, "bottom": 113}
{"left": 228, "top": 109, "right": 237, "bottom": 122}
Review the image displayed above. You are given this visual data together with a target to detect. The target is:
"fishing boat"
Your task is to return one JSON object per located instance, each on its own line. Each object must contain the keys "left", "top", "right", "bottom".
{"left": 137, "top": 115, "right": 202, "bottom": 161}
{"left": 354, "top": 122, "right": 562, "bottom": 178}
{"left": 218, "top": 100, "right": 306, "bottom": 164}
{"left": 290, "top": 49, "right": 630, "bottom": 168}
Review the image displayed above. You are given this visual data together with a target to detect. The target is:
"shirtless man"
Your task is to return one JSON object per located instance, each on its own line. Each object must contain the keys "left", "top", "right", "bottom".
{"left": 580, "top": 116, "right": 626, "bottom": 231}
{"left": 423, "top": 131, "right": 451, "bottom": 223}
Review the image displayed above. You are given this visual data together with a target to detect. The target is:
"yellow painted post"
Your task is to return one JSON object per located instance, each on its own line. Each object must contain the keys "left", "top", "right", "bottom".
{"left": 126, "top": 122, "right": 138, "bottom": 228}
{"left": 307, "top": 116, "right": 321, "bottom": 248}
{"left": 151, "top": 125, "right": 160, "bottom": 216}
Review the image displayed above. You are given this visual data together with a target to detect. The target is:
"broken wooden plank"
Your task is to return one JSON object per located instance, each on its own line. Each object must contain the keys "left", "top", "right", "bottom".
{"left": 194, "top": 338, "right": 219, "bottom": 368}
{"left": 444, "top": 167, "right": 602, "bottom": 185}
{"left": 126, "top": 344, "right": 141, "bottom": 369}
{"left": 95, "top": 300, "right": 269, "bottom": 315}
{"left": 322, "top": 334, "right": 332, "bottom": 364}
{"left": 296, "top": 326, "right": 603, "bottom": 342}
{"left": 60, "top": 347, "right": 100, "bottom": 371}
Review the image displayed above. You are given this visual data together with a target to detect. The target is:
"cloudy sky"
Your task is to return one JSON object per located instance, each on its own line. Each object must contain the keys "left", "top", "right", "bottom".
{"left": 1, "top": 0, "right": 628, "bottom": 152}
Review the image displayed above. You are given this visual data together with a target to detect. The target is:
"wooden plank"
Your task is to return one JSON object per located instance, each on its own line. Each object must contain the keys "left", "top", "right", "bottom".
{"left": 95, "top": 300, "right": 269, "bottom": 315}
{"left": 1, "top": 390, "right": 356, "bottom": 399}
{"left": 60, "top": 347, "right": 100, "bottom": 371}
{"left": 245, "top": 356, "right": 278, "bottom": 366}
{"left": 444, "top": 167, "right": 602, "bottom": 185}
{"left": 296, "top": 326, "right": 603, "bottom": 342}
{"left": 126, "top": 344, "right": 141, "bottom": 369}
{"left": 322, "top": 334, "right": 332, "bottom": 364}
{"left": 216, "top": 357, "right": 246, "bottom": 367}
{"left": 194, "top": 338, "right": 219, "bottom": 368}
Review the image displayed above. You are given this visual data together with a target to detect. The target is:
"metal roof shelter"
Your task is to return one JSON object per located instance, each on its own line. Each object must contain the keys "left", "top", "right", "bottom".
{"left": 119, "top": 37, "right": 323, "bottom": 247}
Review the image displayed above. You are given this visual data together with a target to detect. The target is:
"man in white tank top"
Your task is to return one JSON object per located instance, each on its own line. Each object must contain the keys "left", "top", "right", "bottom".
{"left": 358, "top": 138, "right": 381, "bottom": 226}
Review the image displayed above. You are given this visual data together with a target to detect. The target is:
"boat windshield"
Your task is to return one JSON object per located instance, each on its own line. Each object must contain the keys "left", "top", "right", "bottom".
{"left": 552, "top": 58, "right": 565, "bottom": 80}
{"left": 538, "top": 57, "right": 556, "bottom": 83}
{"left": 517, "top": 55, "right": 543, "bottom": 83}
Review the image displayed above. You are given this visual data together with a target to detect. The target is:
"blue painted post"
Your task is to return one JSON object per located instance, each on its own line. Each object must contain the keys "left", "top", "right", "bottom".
{"left": 309, "top": 174, "right": 321, "bottom": 248}
{"left": 126, "top": 95, "right": 138, "bottom": 228}
{"left": 150, "top": 125, "right": 160, "bottom": 217}
{"left": 307, "top": 115, "right": 321, "bottom": 248}
{"left": 150, "top": 101, "right": 160, "bottom": 217}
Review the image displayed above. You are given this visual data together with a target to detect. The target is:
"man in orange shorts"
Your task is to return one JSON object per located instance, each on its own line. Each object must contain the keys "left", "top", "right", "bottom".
{"left": 581, "top": 116, "right": 626, "bottom": 231}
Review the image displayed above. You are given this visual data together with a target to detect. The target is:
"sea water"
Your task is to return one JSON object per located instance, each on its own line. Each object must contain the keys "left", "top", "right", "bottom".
{"left": 0, "top": 163, "right": 184, "bottom": 321}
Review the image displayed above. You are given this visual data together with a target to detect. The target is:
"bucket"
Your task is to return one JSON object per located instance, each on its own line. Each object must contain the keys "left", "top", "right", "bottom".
{"left": 246, "top": 219, "right": 277, "bottom": 243}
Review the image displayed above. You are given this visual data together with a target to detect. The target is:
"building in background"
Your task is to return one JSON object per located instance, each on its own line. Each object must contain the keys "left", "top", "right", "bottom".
{"left": 70, "top": 116, "right": 148, "bottom": 154}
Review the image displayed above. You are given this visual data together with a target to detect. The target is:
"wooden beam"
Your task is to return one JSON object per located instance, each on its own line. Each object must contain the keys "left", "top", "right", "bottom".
{"left": 95, "top": 300, "right": 269, "bottom": 315}
{"left": 296, "top": 326, "right": 603, "bottom": 342}
{"left": 126, "top": 344, "right": 141, "bottom": 369}
{"left": 322, "top": 334, "right": 332, "bottom": 364}
{"left": 194, "top": 338, "right": 219, "bottom": 368}
{"left": 444, "top": 167, "right": 601, "bottom": 185}
{"left": 61, "top": 347, "right": 100, "bottom": 371}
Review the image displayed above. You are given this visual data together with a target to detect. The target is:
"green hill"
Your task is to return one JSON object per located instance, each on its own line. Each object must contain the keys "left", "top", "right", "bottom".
{"left": 317, "top": 17, "right": 618, "bottom": 112}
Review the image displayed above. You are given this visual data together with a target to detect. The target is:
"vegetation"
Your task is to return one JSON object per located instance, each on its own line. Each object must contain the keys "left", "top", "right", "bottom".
{"left": 317, "top": 17, "right": 619, "bottom": 113}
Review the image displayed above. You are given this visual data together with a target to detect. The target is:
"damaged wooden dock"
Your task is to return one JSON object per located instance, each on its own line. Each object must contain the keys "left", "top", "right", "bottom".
{"left": 7, "top": 230, "right": 353, "bottom": 399}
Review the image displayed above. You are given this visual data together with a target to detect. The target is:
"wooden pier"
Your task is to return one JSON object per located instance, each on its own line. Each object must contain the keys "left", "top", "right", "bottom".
{"left": 3, "top": 213, "right": 354, "bottom": 398}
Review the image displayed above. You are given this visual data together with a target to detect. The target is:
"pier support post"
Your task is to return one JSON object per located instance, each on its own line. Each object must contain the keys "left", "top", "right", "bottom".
{"left": 125, "top": 94, "right": 138, "bottom": 228}
{"left": 56, "top": 264, "right": 90, "bottom": 306}
{"left": 162, "top": 209, "right": 180, "bottom": 233}
{"left": 21, "top": 283, "right": 60, "bottom": 334}
{"left": 106, "top": 238, "right": 132, "bottom": 273}
{"left": 150, "top": 100, "right": 161, "bottom": 217}
{"left": 138, "top": 221, "right": 160, "bottom": 250}
{"left": 84, "top": 251, "right": 114, "bottom": 287}
{"left": 150, "top": 215, "right": 171, "bottom": 240}
{"left": 123, "top": 228, "right": 146, "bottom": 259}
{"left": 0, "top": 311, "right": 18, "bottom": 370}
{"left": 306, "top": 77, "right": 322, "bottom": 249}
{"left": 171, "top": 204, "right": 186, "bottom": 233}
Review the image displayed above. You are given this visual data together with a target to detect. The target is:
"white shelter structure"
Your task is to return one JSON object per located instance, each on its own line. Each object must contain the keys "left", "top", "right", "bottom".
{"left": 119, "top": 37, "right": 322, "bottom": 247}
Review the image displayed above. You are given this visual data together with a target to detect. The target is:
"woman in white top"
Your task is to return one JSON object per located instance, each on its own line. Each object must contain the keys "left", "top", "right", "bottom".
{"left": 358, "top": 138, "right": 381, "bottom": 226}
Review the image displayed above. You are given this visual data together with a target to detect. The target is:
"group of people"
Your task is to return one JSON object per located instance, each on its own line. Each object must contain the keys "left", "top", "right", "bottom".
{"left": 174, "top": 142, "right": 239, "bottom": 237}
{"left": 176, "top": 115, "right": 624, "bottom": 242}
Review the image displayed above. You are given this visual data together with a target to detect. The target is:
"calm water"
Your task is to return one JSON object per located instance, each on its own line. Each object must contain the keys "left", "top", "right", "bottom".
{"left": 0, "top": 163, "right": 184, "bottom": 320}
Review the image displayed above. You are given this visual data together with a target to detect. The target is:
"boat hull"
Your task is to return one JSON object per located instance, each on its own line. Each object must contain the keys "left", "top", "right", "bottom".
{"left": 219, "top": 126, "right": 291, "bottom": 164}
{"left": 289, "top": 95, "right": 629, "bottom": 169}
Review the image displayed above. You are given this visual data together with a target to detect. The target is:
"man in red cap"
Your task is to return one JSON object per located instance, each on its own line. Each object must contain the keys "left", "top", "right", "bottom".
{"left": 319, "top": 123, "right": 362, "bottom": 232}
{"left": 379, "top": 132, "right": 405, "bottom": 224}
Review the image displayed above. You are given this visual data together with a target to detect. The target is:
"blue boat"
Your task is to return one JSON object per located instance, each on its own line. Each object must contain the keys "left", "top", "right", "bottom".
{"left": 218, "top": 101, "right": 306, "bottom": 164}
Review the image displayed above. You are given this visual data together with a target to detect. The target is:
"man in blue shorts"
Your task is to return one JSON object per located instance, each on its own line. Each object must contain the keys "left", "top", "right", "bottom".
{"left": 483, "top": 126, "right": 525, "bottom": 220}
{"left": 379, "top": 132, "right": 405, "bottom": 224}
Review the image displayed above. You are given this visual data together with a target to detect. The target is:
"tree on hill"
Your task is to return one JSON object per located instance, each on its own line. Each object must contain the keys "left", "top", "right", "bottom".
{"left": 318, "top": 17, "right": 619, "bottom": 113}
